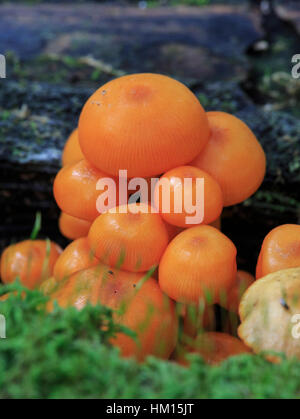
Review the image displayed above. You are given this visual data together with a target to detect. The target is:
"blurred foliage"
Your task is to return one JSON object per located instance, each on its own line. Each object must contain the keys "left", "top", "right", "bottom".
{"left": 0, "top": 286, "right": 300, "bottom": 398}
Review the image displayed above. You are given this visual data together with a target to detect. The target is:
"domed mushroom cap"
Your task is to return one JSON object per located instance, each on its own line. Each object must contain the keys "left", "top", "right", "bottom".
{"left": 53, "top": 159, "right": 119, "bottom": 222}
{"left": 0, "top": 240, "right": 62, "bottom": 290}
{"left": 256, "top": 224, "right": 300, "bottom": 279}
{"left": 48, "top": 265, "right": 178, "bottom": 361}
{"left": 59, "top": 212, "right": 91, "bottom": 240}
{"left": 154, "top": 165, "right": 223, "bottom": 228}
{"left": 79, "top": 73, "right": 210, "bottom": 177}
{"left": 53, "top": 237, "right": 99, "bottom": 282}
{"left": 238, "top": 267, "right": 300, "bottom": 361}
{"left": 88, "top": 203, "right": 169, "bottom": 272}
{"left": 159, "top": 225, "right": 237, "bottom": 304}
{"left": 192, "top": 111, "right": 266, "bottom": 206}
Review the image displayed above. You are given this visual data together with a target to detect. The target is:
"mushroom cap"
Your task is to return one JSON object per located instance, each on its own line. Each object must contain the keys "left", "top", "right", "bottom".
{"left": 53, "top": 159, "right": 119, "bottom": 222}
{"left": 48, "top": 265, "right": 178, "bottom": 361}
{"left": 53, "top": 237, "right": 99, "bottom": 282}
{"left": 62, "top": 128, "right": 84, "bottom": 166}
{"left": 154, "top": 165, "right": 223, "bottom": 228}
{"left": 256, "top": 224, "right": 300, "bottom": 279}
{"left": 0, "top": 240, "right": 62, "bottom": 289}
{"left": 238, "top": 267, "right": 300, "bottom": 361}
{"left": 59, "top": 212, "right": 91, "bottom": 240}
{"left": 79, "top": 73, "right": 210, "bottom": 177}
{"left": 88, "top": 203, "right": 169, "bottom": 272}
{"left": 192, "top": 111, "right": 266, "bottom": 206}
{"left": 159, "top": 225, "right": 237, "bottom": 304}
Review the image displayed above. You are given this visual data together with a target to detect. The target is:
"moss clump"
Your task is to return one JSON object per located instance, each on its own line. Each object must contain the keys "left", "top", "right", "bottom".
{"left": 0, "top": 285, "right": 300, "bottom": 399}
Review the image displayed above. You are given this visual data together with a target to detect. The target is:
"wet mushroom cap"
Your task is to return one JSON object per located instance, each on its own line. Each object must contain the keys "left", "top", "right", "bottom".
{"left": 53, "top": 237, "right": 100, "bottom": 282}
{"left": 88, "top": 203, "right": 169, "bottom": 272}
{"left": 79, "top": 73, "right": 210, "bottom": 177}
{"left": 191, "top": 111, "right": 266, "bottom": 206}
{"left": 0, "top": 240, "right": 62, "bottom": 290}
{"left": 154, "top": 165, "right": 223, "bottom": 228}
{"left": 48, "top": 264, "right": 178, "bottom": 362}
{"left": 256, "top": 224, "right": 300, "bottom": 279}
{"left": 159, "top": 225, "right": 237, "bottom": 304}
{"left": 59, "top": 212, "right": 92, "bottom": 240}
{"left": 53, "top": 159, "right": 119, "bottom": 222}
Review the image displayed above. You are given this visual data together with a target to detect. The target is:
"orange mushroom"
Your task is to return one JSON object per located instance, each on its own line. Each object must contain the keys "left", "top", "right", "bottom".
{"left": 154, "top": 166, "right": 223, "bottom": 228}
{"left": 159, "top": 225, "right": 237, "bottom": 304}
{"left": 256, "top": 224, "right": 300, "bottom": 279}
{"left": 53, "top": 159, "right": 121, "bottom": 222}
{"left": 78, "top": 73, "right": 210, "bottom": 177}
{"left": 53, "top": 237, "right": 100, "bottom": 281}
{"left": 88, "top": 203, "right": 169, "bottom": 272}
{"left": 48, "top": 265, "right": 178, "bottom": 361}
{"left": 191, "top": 111, "right": 266, "bottom": 206}
{"left": 59, "top": 212, "right": 91, "bottom": 240}
{"left": 0, "top": 240, "right": 62, "bottom": 289}
{"left": 62, "top": 128, "right": 84, "bottom": 166}
{"left": 175, "top": 332, "right": 251, "bottom": 366}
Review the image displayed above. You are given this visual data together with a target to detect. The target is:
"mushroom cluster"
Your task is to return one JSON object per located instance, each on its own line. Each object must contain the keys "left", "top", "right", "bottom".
{"left": 1, "top": 73, "right": 272, "bottom": 364}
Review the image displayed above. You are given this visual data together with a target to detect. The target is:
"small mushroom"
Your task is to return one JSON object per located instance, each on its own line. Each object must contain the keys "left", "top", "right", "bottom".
{"left": 159, "top": 225, "right": 237, "bottom": 304}
{"left": 0, "top": 240, "right": 62, "bottom": 290}
{"left": 191, "top": 111, "right": 266, "bottom": 206}
{"left": 88, "top": 203, "right": 169, "bottom": 272}
{"left": 256, "top": 224, "right": 300, "bottom": 279}
{"left": 53, "top": 237, "right": 100, "bottom": 282}
{"left": 154, "top": 165, "right": 223, "bottom": 228}
{"left": 48, "top": 265, "right": 178, "bottom": 362}
{"left": 53, "top": 159, "right": 119, "bottom": 222}
{"left": 59, "top": 212, "right": 91, "bottom": 240}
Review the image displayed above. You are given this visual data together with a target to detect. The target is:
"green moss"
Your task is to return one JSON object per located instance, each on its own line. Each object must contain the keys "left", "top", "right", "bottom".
{"left": 0, "top": 286, "right": 300, "bottom": 399}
